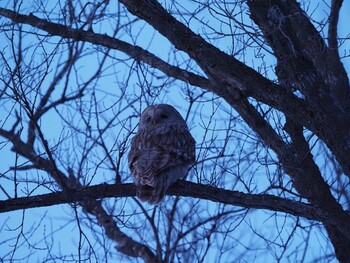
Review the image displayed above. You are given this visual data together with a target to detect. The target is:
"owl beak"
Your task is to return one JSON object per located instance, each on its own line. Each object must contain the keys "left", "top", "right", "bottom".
{"left": 153, "top": 115, "right": 162, "bottom": 124}
{"left": 149, "top": 109, "right": 158, "bottom": 124}
{"left": 151, "top": 108, "right": 165, "bottom": 124}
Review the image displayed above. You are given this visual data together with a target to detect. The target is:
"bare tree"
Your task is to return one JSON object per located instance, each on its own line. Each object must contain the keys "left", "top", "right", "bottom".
{"left": 0, "top": 0, "right": 349, "bottom": 262}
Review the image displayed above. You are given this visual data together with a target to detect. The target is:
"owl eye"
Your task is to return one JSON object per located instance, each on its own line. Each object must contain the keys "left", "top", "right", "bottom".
{"left": 160, "top": 113, "right": 168, "bottom": 119}
{"left": 146, "top": 116, "right": 151, "bottom": 123}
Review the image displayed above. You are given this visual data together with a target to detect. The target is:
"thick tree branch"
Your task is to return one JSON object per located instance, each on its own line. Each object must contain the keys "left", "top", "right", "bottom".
{"left": 328, "top": 0, "right": 343, "bottom": 50}
{"left": 0, "top": 181, "right": 331, "bottom": 224}
{"left": 248, "top": 0, "right": 349, "bottom": 111}
{"left": 284, "top": 118, "right": 350, "bottom": 243}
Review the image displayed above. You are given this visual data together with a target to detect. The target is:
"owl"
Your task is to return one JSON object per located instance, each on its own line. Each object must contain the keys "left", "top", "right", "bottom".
{"left": 128, "top": 104, "right": 196, "bottom": 204}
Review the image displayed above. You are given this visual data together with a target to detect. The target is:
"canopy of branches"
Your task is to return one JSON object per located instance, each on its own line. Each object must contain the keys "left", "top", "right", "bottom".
{"left": 0, "top": 0, "right": 349, "bottom": 262}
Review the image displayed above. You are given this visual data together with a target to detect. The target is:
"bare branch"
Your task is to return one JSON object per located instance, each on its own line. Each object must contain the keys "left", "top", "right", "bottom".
{"left": 0, "top": 181, "right": 330, "bottom": 225}
{"left": 328, "top": 0, "right": 343, "bottom": 50}
{"left": 0, "top": 7, "right": 211, "bottom": 91}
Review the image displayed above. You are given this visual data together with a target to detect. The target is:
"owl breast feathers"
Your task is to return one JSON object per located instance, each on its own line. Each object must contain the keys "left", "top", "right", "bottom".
{"left": 128, "top": 104, "right": 195, "bottom": 204}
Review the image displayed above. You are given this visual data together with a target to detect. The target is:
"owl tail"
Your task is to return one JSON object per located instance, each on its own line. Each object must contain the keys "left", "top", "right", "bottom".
{"left": 137, "top": 185, "right": 165, "bottom": 204}
{"left": 137, "top": 165, "right": 188, "bottom": 204}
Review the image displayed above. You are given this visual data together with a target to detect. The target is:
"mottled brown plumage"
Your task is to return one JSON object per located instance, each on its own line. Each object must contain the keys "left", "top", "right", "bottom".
{"left": 128, "top": 104, "right": 195, "bottom": 204}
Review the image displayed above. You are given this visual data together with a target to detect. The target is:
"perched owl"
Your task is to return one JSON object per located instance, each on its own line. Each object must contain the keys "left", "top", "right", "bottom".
{"left": 128, "top": 104, "right": 196, "bottom": 204}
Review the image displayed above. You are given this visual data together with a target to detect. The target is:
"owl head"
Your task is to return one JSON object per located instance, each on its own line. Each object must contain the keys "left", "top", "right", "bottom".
{"left": 138, "top": 104, "right": 187, "bottom": 130}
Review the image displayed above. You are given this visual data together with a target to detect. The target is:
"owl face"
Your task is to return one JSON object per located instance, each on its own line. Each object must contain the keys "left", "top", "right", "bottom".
{"left": 138, "top": 104, "right": 185, "bottom": 130}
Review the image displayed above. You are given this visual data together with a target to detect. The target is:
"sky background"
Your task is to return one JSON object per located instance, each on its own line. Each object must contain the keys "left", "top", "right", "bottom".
{"left": 0, "top": 0, "right": 349, "bottom": 262}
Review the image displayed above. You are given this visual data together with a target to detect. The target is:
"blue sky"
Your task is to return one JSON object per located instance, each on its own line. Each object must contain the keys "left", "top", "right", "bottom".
{"left": 0, "top": 0, "right": 349, "bottom": 262}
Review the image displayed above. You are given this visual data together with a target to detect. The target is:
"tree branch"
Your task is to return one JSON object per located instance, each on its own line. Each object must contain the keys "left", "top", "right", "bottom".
{"left": 283, "top": 118, "right": 350, "bottom": 239}
{"left": 0, "top": 7, "right": 211, "bottom": 91}
{"left": 328, "top": 0, "right": 343, "bottom": 50}
{"left": 0, "top": 181, "right": 331, "bottom": 225}
{"left": 248, "top": 0, "right": 349, "bottom": 110}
